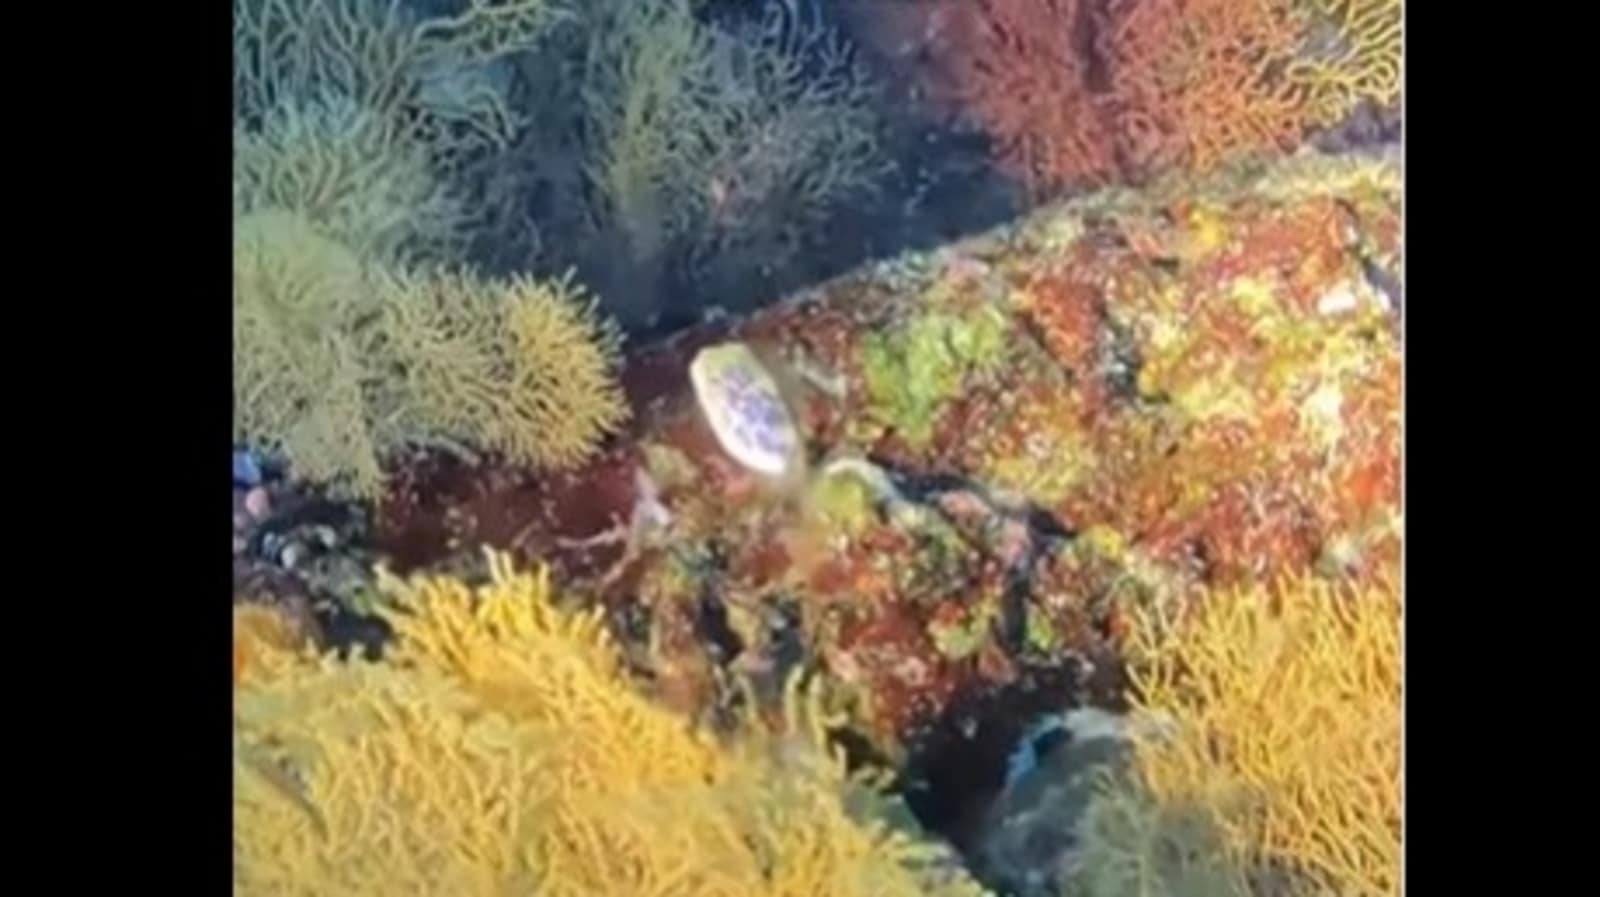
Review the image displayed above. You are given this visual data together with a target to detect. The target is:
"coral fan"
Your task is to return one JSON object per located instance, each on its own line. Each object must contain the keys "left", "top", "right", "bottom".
{"left": 232, "top": 0, "right": 567, "bottom": 262}
{"left": 916, "top": 0, "right": 1392, "bottom": 191}
{"left": 926, "top": 0, "right": 1122, "bottom": 193}
{"left": 232, "top": 0, "right": 563, "bottom": 155}
{"left": 370, "top": 266, "right": 631, "bottom": 472}
{"left": 232, "top": 92, "right": 471, "bottom": 265}
{"left": 232, "top": 210, "right": 389, "bottom": 494}
{"left": 1108, "top": 572, "right": 1401, "bottom": 896}
{"left": 232, "top": 210, "right": 628, "bottom": 498}
{"left": 568, "top": 0, "right": 889, "bottom": 322}
{"left": 1097, "top": 0, "right": 1308, "bottom": 175}
{"left": 233, "top": 551, "right": 989, "bottom": 897}
{"left": 1286, "top": 0, "right": 1402, "bottom": 126}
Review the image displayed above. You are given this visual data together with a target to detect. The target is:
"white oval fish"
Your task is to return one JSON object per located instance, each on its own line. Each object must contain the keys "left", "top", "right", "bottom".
{"left": 689, "top": 342, "right": 804, "bottom": 480}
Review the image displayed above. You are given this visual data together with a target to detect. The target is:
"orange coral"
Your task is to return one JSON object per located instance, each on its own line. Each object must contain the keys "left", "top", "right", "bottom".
{"left": 1099, "top": 0, "right": 1309, "bottom": 175}
{"left": 923, "top": 0, "right": 1317, "bottom": 189}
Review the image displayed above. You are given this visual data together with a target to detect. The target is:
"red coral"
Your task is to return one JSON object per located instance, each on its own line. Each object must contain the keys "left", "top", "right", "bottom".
{"left": 922, "top": 0, "right": 1311, "bottom": 190}
{"left": 1098, "top": 0, "right": 1307, "bottom": 175}
{"left": 927, "top": 0, "right": 1121, "bottom": 192}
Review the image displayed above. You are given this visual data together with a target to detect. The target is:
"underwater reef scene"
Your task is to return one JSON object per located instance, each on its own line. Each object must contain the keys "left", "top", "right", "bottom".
{"left": 233, "top": 0, "right": 1401, "bottom": 895}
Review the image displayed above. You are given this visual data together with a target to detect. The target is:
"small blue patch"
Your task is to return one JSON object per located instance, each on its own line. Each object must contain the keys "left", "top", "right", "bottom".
{"left": 1004, "top": 714, "right": 1069, "bottom": 787}
{"left": 234, "top": 450, "right": 263, "bottom": 487}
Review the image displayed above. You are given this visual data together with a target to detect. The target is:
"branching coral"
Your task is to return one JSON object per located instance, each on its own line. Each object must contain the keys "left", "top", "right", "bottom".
{"left": 233, "top": 210, "right": 628, "bottom": 498}
{"left": 1108, "top": 572, "right": 1401, "bottom": 896}
{"left": 920, "top": 0, "right": 1384, "bottom": 191}
{"left": 230, "top": 0, "right": 591, "bottom": 369}
{"left": 576, "top": 0, "right": 715, "bottom": 264}
{"left": 232, "top": 210, "right": 389, "bottom": 494}
{"left": 233, "top": 92, "right": 472, "bottom": 265}
{"left": 369, "top": 267, "right": 630, "bottom": 472}
{"left": 233, "top": 0, "right": 566, "bottom": 159}
{"left": 926, "top": 0, "right": 1122, "bottom": 193}
{"left": 1286, "top": 0, "right": 1402, "bottom": 126}
{"left": 1098, "top": 0, "right": 1308, "bottom": 175}
{"left": 570, "top": 0, "right": 889, "bottom": 318}
{"left": 233, "top": 551, "right": 991, "bottom": 896}
{"left": 235, "top": 660, "right": 555, "bottom": 896}
{"left": 682, "top": 3, "right": 890, "bottom": 281}
{"left": 233, "top": 0, "right": 570, "bottom": 261}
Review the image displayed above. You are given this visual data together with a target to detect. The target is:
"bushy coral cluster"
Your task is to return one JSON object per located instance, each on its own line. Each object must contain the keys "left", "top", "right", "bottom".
{"left": 1287, "top": 0, "right": 1403, "bottom": 126}
{"left": 1094, "top": 572, "right": 1401, "bottom": 897}
{"left": 234, "top": 552, "right": 990, "bottom": 897}
{"left": 478, "top": 0, "right": 891, "bottom": 323}
{"left": 913, "top": 0, "right": 1400, "bottom": 192}
{"left": 368, "top": 266, "right": 631, "bottom": 472}
{"left": 232, "top": 0, "right": 565, "bottom": 264}
{"left": 233, "top": 0, "right": 631, "bottom": 499}
{"left": 233, "top": 211, "right": 629, "bottom": 499}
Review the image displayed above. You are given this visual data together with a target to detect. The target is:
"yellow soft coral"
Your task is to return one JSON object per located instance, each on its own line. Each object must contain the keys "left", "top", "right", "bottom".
{"left": 235, "top": 660, "right": 555, "bottom": 895}
{"left": 1118, "top": 572, "right": 1401, "bottom": 896}
{"left": 233, "top": 210, "right": 389, "bottom": 496}
{"left": 233, "top": 604, "right": 312, "bottom": 687}
{"left": 234, "top": 551, "right": 989, "bottom": 897}
{"left": 1288, "top": 0, "right": 1402, "bottom": 125}
{"left": 374, "top": 551, "right": 730, "bottom": 796}
{"left": 233, "top": 210, "right": 629, "bottom": 498}
{"left": 370, "top": 267, "right": 631, "bottom": 473}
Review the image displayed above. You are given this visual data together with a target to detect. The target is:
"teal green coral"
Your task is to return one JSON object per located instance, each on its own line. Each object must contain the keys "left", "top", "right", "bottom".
{"left": 862, "top": 306, "right": 1009, "bottom": 449}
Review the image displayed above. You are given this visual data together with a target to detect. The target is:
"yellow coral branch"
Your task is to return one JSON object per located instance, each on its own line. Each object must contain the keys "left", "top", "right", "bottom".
{"left": 235, "top": 551, "right": 990, "bottom": 896}
{"left": 1288, "top": 0, "right": 1402, "bottom": 125}
{"left": 1121, "top": 572, "right": 1401, "bottom": 895}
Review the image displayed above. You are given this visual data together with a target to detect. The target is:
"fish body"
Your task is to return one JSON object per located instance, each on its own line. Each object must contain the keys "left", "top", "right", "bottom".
{"left": 689, "top": 342, "right": 803, "bottom": 480}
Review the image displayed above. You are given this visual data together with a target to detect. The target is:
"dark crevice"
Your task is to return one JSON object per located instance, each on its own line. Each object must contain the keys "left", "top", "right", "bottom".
{"left": 898, "top": 660, "right": 1088, "bottom": 854}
